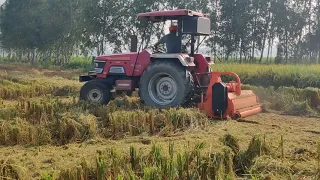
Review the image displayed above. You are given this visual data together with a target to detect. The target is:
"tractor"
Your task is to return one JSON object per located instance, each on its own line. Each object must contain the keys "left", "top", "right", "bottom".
{"left": 79, "top": 9, "right": 262, "bottom": 119}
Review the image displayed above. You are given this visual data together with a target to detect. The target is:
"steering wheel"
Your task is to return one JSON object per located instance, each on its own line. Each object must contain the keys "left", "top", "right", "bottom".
{"left": 181, "top": 44, "right": 188, "bottom": 53}
{"left": 148, "top": 45, "right": 165, "bottom": 54}
{"left": 155, "top": 46, "right": 166, "bottom": 53}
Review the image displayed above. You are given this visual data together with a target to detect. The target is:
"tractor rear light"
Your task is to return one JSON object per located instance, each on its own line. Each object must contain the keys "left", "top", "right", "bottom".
{"left": 185, "top": 57, "right": 194, "bottom": 63}
{"left": 205, "top": 56, "right": 214, "bottom": 64}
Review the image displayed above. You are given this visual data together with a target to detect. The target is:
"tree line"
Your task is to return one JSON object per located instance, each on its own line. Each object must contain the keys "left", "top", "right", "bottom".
{"left": 0, "top": 0, "right": 319, "bottom": 65}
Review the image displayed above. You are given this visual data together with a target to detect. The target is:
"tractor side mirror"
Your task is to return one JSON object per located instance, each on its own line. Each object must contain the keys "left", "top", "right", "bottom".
{"left": 130, "top": 35, "right": 138, "bottom": 52}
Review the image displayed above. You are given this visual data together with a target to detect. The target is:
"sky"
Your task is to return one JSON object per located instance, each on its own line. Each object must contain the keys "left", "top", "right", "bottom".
{"left": 0, "top": 0, "right": 4, "bottom": 5}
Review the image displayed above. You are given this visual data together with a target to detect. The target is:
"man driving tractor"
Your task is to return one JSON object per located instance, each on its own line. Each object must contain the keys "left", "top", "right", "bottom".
{"left": 154, "top": 25, "right": 182, "bottom": 53}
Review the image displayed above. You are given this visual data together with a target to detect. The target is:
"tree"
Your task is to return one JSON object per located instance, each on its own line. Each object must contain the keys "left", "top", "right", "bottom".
{"left": 0, "top": 0, "right": 319, "bottom": 65}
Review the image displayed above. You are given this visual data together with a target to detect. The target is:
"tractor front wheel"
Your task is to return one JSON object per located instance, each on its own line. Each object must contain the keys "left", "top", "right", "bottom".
{"left": 80, "top": 80, "right": 111, "bottom": 105}
{"left": 139, "top": 61, "right": 194, "bottom": 108}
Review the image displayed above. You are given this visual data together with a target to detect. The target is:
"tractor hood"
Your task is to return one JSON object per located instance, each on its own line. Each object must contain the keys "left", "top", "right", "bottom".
{"left": 95, "top": 52, "right": 140, "bottom": 61}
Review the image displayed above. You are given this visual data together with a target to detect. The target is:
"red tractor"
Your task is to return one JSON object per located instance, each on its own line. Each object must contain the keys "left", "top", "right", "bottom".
{"left": 79, "top": 9, "right": 262, "bottom": 119}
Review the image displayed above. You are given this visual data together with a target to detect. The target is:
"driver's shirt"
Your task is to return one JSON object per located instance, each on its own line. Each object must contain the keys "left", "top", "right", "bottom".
{"left": 159, "top": 32, "right": 181, "bottom": 53}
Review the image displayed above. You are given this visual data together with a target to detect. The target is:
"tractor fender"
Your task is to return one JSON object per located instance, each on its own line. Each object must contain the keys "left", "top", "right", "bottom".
{"left": 150, "top": 53, "right": 196, "bottom": 67}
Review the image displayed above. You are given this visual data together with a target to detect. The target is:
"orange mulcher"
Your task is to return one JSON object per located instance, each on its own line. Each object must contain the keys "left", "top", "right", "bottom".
{"left": 197, "top": 72, "right": 262, "bottom": 120}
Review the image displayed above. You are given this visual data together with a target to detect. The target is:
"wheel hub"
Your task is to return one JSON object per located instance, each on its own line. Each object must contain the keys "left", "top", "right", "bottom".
{"left": 88, "top": 89, "right": 103, "bottom": 102}
{"left": 148, "top": 74, "right": 178, "bottom": 105}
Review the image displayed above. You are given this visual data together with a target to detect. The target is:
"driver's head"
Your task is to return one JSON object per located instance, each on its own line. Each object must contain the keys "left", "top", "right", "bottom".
{"left": 169, "top": 25, "right": 178, "bottom": 33}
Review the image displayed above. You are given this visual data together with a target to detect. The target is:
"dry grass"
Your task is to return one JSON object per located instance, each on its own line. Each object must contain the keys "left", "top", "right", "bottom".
{"left": 0, "top": 94, "right": 212, "bottom": 146}
{"left": 29, "top": 134, "right": 317, "bottom": 180}
{"left": 0, "top": 118, "right": 52, "bottom": 146}
{"left": 0, "top": 159, "right": 29, "bottom": 180}
{"left": 0, "top": 113, "right": 319, "bottom": 179}
{"left": 318, "top": 142, "right": 320, "bottom": 179}
{"left": 0, "top": 67, "right": 214, "bottom": 146}
{"left": 0, "top": 64, "right": 82, "bottom": 100}
{"left": 0, "top": 77, "right": 81, "bottom": 100}
{"left": 0, "top": 63, "right": 319, "bottom": 179}
{"left": 105, "top": 106, "right": 210, "bottom": 139}
{"left": 0, "top": 64, "right": 81, "bottom": 80}
{"left": 242, "top": 85, "right": 320, "bottom": 116}
{"left": 50, "top": 114, "right": 98, "bottom": 145}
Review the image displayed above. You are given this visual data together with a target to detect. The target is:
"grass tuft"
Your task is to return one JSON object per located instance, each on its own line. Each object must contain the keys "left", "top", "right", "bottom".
{"left": 234, "top": 135, "right": 271, "bottom": 175}
{"left": 317, "top": 141, "right": 320, "bottom": 178}
{"left": 249, "top": 156, "right": 294, "bottom": 179}
{"left": 0, "top": 159, "right": 29, "bottom": 180}
{"left": 221, "top": 134, "right": 240, "bottom": 154}
{"left": 0, "top": 118, "right": 52, "bottom": 146}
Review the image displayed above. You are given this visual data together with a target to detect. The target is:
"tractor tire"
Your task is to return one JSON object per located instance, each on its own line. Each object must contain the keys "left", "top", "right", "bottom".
{"left": 139, "top": 60, "right": 194, "bottom": 108}
{"left": 80, "top": 79, "right": 111, "bottom": 105}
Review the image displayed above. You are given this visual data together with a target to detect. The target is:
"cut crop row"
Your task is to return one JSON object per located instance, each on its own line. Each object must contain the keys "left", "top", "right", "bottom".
{"left": 1, "top": 134, "right": 317, "bottom": 180}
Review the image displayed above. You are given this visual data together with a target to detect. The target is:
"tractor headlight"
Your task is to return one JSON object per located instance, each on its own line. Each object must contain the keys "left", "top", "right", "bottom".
{"left": 95, "top": 68, "right": 103, "bottom": 74}
{"left": 94, "top": 60, "right": 106, "bottom": 74}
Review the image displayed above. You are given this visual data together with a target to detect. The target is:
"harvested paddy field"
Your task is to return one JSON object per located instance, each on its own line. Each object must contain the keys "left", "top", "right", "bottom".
{"left": 0, "top": 64, "right": 319, "bottom": 180}
{"left": 0, "top": 113, "right": 319, "bottom": 179}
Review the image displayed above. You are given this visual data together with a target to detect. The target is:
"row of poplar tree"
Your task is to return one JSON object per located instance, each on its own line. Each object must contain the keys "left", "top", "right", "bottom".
{"left": 0, "top": 0, "right": 320, "bottom": 64}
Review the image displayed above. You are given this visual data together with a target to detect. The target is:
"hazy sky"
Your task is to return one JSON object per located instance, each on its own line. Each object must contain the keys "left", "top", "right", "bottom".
{"left": 0, "top": 0, "right": 4, "bottom": 5}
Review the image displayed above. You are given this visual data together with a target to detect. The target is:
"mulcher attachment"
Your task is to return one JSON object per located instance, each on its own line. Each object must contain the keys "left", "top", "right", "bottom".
{"left": 197, "top": 72, "right": 262, "bottom": 120}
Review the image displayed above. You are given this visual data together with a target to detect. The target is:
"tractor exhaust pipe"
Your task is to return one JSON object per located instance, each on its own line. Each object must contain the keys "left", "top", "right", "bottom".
{"left": 130, "top": 35, "right": 138, "bottom": 52}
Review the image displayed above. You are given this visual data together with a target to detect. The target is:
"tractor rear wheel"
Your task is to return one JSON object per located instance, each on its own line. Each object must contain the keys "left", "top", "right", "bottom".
{"left": 139, "top": 61, "right": 194, "bottom": 108}
{"left": 80, "top": 80, "right": 111, "bottom": 105}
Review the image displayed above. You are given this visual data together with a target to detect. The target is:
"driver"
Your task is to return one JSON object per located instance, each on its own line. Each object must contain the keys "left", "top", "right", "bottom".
{"left": 154, "top": 25, "right": 181, "bottom": 53}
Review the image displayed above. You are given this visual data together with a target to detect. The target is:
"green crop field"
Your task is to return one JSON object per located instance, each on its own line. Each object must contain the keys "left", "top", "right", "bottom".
{"left": 0, "top": 63, "right": 319, "bottom": 180}
{"left": 212, "top": 64, "right": 320, "bottom": 89}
